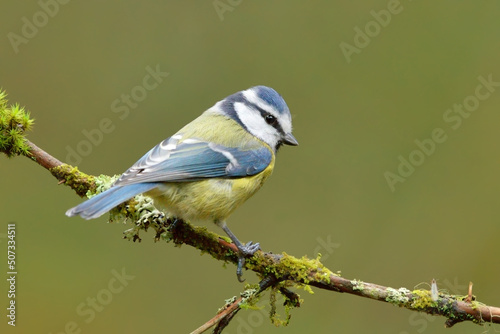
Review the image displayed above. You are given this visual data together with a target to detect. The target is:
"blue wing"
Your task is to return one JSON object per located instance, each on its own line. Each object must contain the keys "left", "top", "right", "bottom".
{"left": 66, "top": 136, "right": 272, "bottom": 219}
{"left": 113, "top": 136, "right": 272, "bottom": 187}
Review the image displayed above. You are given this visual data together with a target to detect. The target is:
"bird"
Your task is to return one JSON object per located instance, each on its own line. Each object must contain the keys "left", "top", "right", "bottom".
{"left": 66, "top": 85, "right": 298, "bottom": 281}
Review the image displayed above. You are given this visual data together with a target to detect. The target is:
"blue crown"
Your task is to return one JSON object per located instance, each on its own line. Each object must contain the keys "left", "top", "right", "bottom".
{"left": 253, "top": 86, "right": 289, "bottom": 114}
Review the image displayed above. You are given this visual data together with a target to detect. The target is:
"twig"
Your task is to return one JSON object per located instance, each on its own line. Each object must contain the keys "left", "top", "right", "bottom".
{"left": 191, "top": 276, "right": 280, "bottom": 334}
{"left": 190, "top": 296, "right": 242, "bottom": 334}
{"left": 26, "top": 139, "right": 63, "bottom": 169}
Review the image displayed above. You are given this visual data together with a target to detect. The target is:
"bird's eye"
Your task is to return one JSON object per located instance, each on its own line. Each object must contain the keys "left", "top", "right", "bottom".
{"left": 264, "top": 114, "right": 277, "bottom": 126}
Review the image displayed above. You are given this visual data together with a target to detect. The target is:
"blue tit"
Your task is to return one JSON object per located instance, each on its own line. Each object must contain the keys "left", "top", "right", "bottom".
{"left": 66, "top": 85, "right": 298, "bottom": 281}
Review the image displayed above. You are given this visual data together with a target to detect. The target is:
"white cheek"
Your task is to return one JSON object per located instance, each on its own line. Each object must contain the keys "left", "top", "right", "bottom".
{"left": 234, "top": 102, "right": 278, "bottom": 148}
{"left": 234, "top": 102, "right": 265, "bottom": 130}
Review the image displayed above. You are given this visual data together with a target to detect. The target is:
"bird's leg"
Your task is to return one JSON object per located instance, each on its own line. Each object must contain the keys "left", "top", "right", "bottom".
{"left": 218, "top": 221, "right": 260, "bottom": 282}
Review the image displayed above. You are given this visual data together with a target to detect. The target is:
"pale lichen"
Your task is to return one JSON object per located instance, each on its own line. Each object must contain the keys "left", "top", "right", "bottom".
{"left": 351, "top": 279, "right": 365, "bottom": 292}
{"left": 217, "top": 296, "right": 237, "bottom": 313}
{"left": 386, "top": 287, "right": 411, "bottom": 306}
{"left": 89, "top": 174, "right": 119, "bottom": 197}
{"left": 239, "top": 286, "right": 261, "bottom": 310}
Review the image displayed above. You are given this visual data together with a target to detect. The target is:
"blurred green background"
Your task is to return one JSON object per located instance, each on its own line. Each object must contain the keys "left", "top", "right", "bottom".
{"left": 1, "top": 1, "right": 500, "bottom": 333}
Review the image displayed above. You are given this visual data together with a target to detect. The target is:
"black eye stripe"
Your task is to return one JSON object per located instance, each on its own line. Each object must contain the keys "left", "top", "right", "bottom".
{"left": 254, "top": 105, "right": 285, "bottom": 135}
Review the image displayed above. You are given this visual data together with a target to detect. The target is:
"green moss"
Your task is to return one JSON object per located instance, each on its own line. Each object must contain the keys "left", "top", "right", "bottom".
{"left": 50, "top": 164, "right": 96, "bottom": 197}
{"left": 0, "top": 90, "right": 35, "bottom": 158}
{"left": 411, "top": 289, "right": 438, "bottom": 309}
{"left": 269, "top": 285, "right": 292, "bottom": 327}
{"left": 435, "top": 296, "right": 484, "bottom": 325}
{"left": 246, "top": 252, "right": 335, "bottom": 288}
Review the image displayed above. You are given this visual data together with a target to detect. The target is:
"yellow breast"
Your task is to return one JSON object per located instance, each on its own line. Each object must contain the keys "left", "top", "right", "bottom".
{"left": 149, "top": 160, "right": 274, "bottom": 222}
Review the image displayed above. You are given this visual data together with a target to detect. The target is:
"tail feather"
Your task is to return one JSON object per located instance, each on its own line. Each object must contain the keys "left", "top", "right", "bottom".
{"left": 66, "top": 183, "right": 158, "bottom": 219}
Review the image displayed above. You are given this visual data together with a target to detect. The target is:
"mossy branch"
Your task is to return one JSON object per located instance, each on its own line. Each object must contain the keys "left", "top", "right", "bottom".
{"left": 2, "top": 89, "right": 500, "bottom": 332}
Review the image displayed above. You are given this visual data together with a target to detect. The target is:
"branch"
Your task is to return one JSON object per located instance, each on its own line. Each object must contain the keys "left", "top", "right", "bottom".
{"left": 2, "top": 91, "right": 499, "bottom": 331}
{"left": 171, "top": 218, "right": 500, "bottom": 329}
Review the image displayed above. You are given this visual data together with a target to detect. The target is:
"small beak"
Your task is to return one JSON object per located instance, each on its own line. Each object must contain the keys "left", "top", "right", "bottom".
{"left": 282, "top": 133, "right": 299, "bottom": 146}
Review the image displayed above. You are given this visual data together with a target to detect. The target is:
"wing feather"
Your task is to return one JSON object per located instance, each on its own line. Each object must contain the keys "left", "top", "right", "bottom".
{"left": 113, "top": 136, "right": 272, "bottom": 187}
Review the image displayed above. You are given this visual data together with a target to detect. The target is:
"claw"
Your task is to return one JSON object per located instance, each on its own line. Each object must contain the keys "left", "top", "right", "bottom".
{"left": 237, "top": 257, "right": 246, "bottom": 282}
{"left": 235, "top": 242, "right": 261, "bottom": 282}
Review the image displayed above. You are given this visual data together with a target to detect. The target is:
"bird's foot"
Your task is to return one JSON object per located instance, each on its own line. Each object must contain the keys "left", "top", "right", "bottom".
{"left": 236, "top": 241, "right": 260, "bottom": 282}
{"left": 238, "top": 241, "right": 260, "bottom": 256}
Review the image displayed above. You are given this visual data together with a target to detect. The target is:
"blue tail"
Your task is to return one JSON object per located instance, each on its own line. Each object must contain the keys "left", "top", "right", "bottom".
{"left": 66, "top": 183, "right": 158, "bottom": 219}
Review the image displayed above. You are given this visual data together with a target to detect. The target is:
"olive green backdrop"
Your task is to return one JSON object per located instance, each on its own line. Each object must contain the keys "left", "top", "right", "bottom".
{"left": 1, "top": 1, "right": 499, "bottom": 333}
